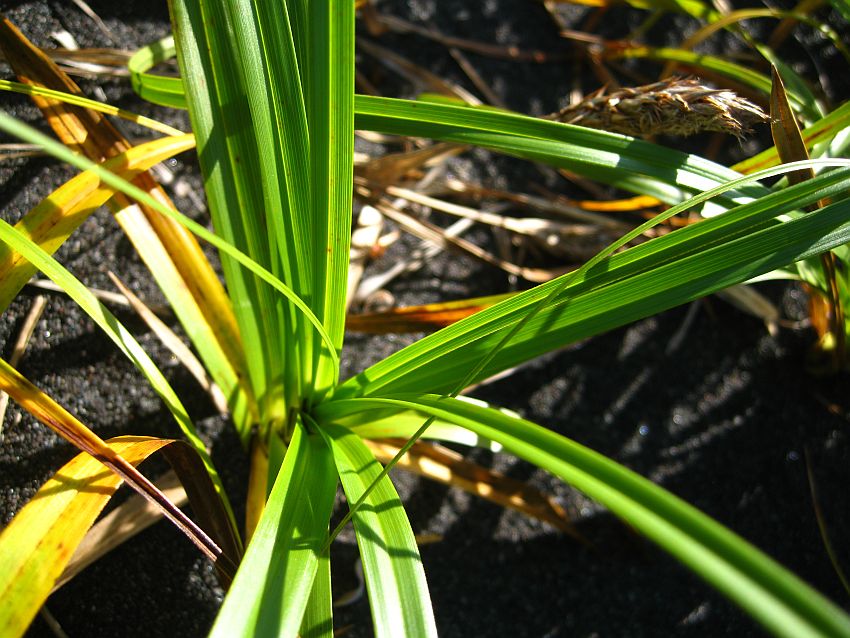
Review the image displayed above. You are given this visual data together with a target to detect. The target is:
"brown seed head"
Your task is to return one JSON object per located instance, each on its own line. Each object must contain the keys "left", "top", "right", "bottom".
{"left": 548, "top": 77, "right": 768, "bottom": 139}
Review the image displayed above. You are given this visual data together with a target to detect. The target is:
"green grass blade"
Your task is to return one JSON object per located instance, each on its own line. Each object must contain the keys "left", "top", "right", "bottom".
{"left": 302, "top": 0, "right": 354, "bottom": 399}
{"left": 128, "top": 36, "right": 188, "bottom": 108}
{"left": 316, "top": 395, "right": 850, "bottom": 638}
{"left": 318, "top": 422, "right": 437, "bottom": 638}
{"left": 300, "top": 545, "right": 333, "bottom": 638}
{"left": 336, "top": 163, "right": 850, "bottom": 398}
{"left": 169, "top": 0, "right": 301, "bottom": 423}
{"left": 319, "top": 404, "right": 504, "bottom": 449}
{"left": 0, "top": 110, "right": 338, "bottom": 383}
{"left": 211, "top": 422, "right": 337, "bottom": 638}
{"left": 128, "top": 46, "right": 768, "bottom": 210}
{"left": 352, "top": 94, "right": 767, "bottom": 208}
{"left": 0, "top": 207, "right": 232, "bottom": 512}
{"left": 170, "top": 0, "right": 354, "bottom": 419}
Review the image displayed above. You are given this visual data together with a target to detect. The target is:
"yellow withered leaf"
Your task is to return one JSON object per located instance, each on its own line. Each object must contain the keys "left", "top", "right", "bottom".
{"left": 0, "top": 436, "right": 176, "bottom": 638}
{"left": 365, "top": 438, "right": 580, "bottom": 537}
{"left": 0, "top": 357, "right": 242, "bottom": 584}
{"left": 0, "top": 134, "right": 196, "bottom": 312}
{"left": 0, "top": 16, "right": 256, "bottom": 432}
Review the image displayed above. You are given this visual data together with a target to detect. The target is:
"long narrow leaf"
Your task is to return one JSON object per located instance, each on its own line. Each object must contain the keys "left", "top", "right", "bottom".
{"left": 210, "top": 423, "right": 337, "bottom": 638}
{"left": 0, "top": 134, "right": 195, "bottom": 311}
{"left": 0, "top": 78, "right": 183, "bottom": 136}
{"left": 0, "top": 436, "right": 176, "bottom": 638}
{"left": 300, "top": 549, "right": 333, "bottom": 638}
{"left": 0, "top": 16, "right": 254, "bottom": 435}
{"left": 303, "top": 0, "right": 354, "bottom": 398}
{"left": 318, "top": 422, "right": 437, "bottom": 638}
{"left": 0, "top": 355, "right": 236, "bottom": 571}
{"left": 128, "top": 42, "right": 769, "bottom": 209}
{"left": 169, "top": 0, "right": 302, "bottom": 421}
{"left": 0, "top": 217, "right": 227, "bottom": 489}
{"left": 0, "top": 112, "right": 338, "bottom": 373}
{"left": 315, "top": 395, "right": 850, "bottom": 638}
{"left": 336, "top": 163, "right": 850, "bottom": 398}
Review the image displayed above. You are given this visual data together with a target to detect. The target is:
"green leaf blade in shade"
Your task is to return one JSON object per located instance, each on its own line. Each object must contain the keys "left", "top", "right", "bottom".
{"left": 315, "top": 395, "right": 850, "bottom": 638}
{"left": 318, "top": 422, "right": 438, "bottom": 638}
{"left": 211, "top": 423, "right": 337, "bottom": 638}
{"left": 826, "top": 0, "right": 850, "bottom": 26}
{"left": 334, "top": 164, "right": 850, "bottom": 399}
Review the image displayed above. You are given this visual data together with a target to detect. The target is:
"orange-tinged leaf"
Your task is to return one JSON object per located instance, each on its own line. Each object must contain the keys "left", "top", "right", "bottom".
{"left": 770, "top": 65, "right": 844, "bottom": 369}
{"left": 0, "top": 436, "right": 173, "bottom": 638}
{"left": 770, "top": 66, "right": 815, "bottom": 187}
{"left": 0, "top": 16, "right": 255, "bottom": 432}
{"left": 346, "top": 293, "right": 514, "bottom": 333}
{"left": 0, "top": 134, "right": 196, "bottom": 312}
{"left": 365, "top": 438, "right": 579, "bottom": 537}
{"left": 0, "top": 358, "right": 240, "bottom": 579}
{"left": 244, "top": 436, "right": 269, "bottom": 544}
{"left": 567, "top": 194, "right": 662, "bottom": 212}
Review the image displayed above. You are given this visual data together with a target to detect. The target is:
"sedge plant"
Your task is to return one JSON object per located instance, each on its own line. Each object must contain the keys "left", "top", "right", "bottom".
{"left": 1, "top": 1, "right": 850, "bottom": 637}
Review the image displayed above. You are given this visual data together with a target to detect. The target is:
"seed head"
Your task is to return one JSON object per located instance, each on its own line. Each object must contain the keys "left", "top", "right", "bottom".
{"left": 548, "top": 77, "right": 768, "bottom": 139}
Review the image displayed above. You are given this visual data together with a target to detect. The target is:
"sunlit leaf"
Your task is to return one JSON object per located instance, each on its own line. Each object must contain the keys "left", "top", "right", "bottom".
{"left": 0, "top": 437, "right": 175, "bottom": 638}
{"left": 210, "top": 423, "right": 337, "bottom": 638}
{"left": 0, "top": 135, "right": 195, "bottom": 312}
{"left": 364, "top": 438, "right": 576, "bottom": 534}
{"left": 318, "top": 422, "right": 437, "bottom": 638}
{"left": 0, "top": 15, "right": 255, "bottom": 437}
{"left": 316, "top": 394, "right": 850, "bottom": 638}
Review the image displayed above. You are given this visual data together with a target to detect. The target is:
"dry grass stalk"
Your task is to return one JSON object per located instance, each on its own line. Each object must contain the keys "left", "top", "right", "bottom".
{"left": 548, "top": 77, "right": 768, "bottom": 138}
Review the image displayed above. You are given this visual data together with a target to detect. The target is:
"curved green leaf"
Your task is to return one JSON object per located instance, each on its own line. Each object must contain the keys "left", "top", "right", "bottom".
{"left": 315, "top": 395, "right": 850, "bottom": 638}
{"left": 336, "top": 164, "right": 850, "bottom": 398}
{"left": 0, "top": 208, "right": 226, "bottom": 499}
{"left": 128, "top": 40, "right": 768, "bottom": 209}
{"left": 0, "top": 111, "right": 338, "bottom": 375}
{"left": 317, "top": 422, "right": 437, "bottom": 638}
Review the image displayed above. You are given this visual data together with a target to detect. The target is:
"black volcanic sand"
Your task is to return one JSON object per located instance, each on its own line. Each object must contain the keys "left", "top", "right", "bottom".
{"left": 1, "top": 1, "right": 849, "bottom": 637}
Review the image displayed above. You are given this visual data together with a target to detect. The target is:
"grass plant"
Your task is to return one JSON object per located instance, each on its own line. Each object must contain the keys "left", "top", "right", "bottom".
{"left": 1, "top": 1, "right": 850, "bottom": 636}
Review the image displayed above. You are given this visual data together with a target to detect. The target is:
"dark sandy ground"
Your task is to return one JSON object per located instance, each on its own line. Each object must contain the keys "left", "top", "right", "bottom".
{"left": 1, "top": 1, "right": 849, "bottom": 636}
